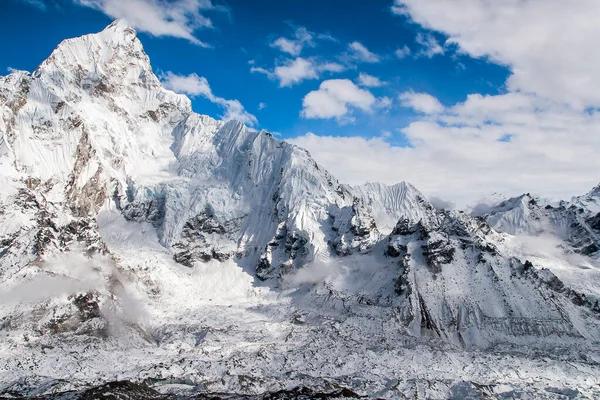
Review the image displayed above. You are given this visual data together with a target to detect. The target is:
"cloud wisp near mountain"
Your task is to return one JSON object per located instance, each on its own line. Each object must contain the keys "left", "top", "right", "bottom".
{"left": 0, "top": 21, "right": 599, "bottom": 399}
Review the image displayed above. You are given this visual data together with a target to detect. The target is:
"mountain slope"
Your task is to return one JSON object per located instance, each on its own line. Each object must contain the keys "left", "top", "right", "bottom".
{"left": 1, "top": 22, "right": 599, "bottom": 399}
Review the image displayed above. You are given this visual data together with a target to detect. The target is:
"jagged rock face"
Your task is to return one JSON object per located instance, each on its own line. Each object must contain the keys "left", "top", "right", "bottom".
{"left": 353, "top": 181, "right": 436, "bottom": 235}
{"left": 172, "top": 207, "right": 242, "bottom": 267}
{"left": 384, "top": 207, "right": 599, "bottom": 346}
{"left": 1, "top": 21, "right": 447, "bottom": 281}
{"left": 0, "top": 21, "right": 383, "bottom": 279}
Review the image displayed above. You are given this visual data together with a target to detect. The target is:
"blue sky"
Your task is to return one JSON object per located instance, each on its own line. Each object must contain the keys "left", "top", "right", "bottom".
{"left": 2, "top": 0, "right": 509, "bottom": 144}
{"left": 2, "top": 0, "right": 600, "bottom": 205}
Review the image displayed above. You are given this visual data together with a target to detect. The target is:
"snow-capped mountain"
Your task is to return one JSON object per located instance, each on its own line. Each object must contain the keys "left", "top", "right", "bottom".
{"left": 1, "top": 22, "right": 600, "bottom": 399}
{"left": 483, "top": 190, "right": 600, "bottom": 257}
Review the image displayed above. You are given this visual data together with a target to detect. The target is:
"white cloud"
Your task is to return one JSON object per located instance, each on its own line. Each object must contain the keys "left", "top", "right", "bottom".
{"left": 291, "top": 92, "right": 600, "bottom": 206}
{"left": 275, "top": 58, "right": 319, "bottom": 87}
{"left": 161, "top": 72, "right": 257, "bottom": 126}
{"left": 392, "top": 0, "right": 600, "bottom": 108}
{"left": 357, "top": 73, "right": 385, "bottom": 88}
{"left": 399, "top": 91, "right": 444, "bottom": 114}
{"left": 271, "top": 37, "right": 303, "bottom": 56}
{"left": 74, "top": 0, "right": 224, "bottom": 46}
{"left": 272, "top": 57, "right": 318, "bottom": 87}
{"left": 258, "top": 102, "right": 267, "bottom": 110}
{"left": 395, "top": 45, "right": 412, "bottom": 59}
{"left": 319, "top": 62, "right": 346, "bottom": 73}
{"left": 252, "top": 57, "right": 346, "bottom": 87}
{"left": 415, "top": 32, "right": 444, "bottom": 58}
{"left": 347, "top": 41, "right": 381, "bottom": 63}
{"left": 287, "top": 1, "right": 600, "bottom": 206}
{"left": 301, "top": 79, "right": 377, "bottom": 121}
{"left": 270, "top": 26, "right": 315, "bottom": 56}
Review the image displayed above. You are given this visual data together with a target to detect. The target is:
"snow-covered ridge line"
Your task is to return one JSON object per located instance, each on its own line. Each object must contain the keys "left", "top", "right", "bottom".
{"left": 1, "top": 21, "right": 600, "bottom": 399}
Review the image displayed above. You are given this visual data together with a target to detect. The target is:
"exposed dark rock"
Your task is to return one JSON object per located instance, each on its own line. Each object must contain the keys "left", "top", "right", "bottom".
{"left": 122, "top": 198, "right": 166, "bottom": 227}
{"left": 171, "top": 208, "right": 240, "bottom": 267}
{"left": 72, "top": 292, "right": 102, "bottom": 321}
{"left": 418, "top": 293, "right": 440, "bottom": 335}
{"left": 256, "top": 256, "right": 273, "bottom": 281}
{"left": 589, "top": 213, "right": 600, "bottom": 231}
{"left": 395, "top": 253, "right": 412, "bottom": 296}
{"left": 257, "top": 228, "right": 310, "bottom": 280}
{"left": 391, "top": 218, "right": 415, "bottom": 236}
{"left": 421, "top": 237, "right": 455, "bottom": 273}
{"left": 0, "top": 382, "right": 363, "bottom": 399}
{"left": 385, "top": 242, "right": 407, "bottom": 258}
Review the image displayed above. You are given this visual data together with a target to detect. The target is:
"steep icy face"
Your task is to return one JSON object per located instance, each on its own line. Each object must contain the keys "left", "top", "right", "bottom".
{"left": 482, "top": 189, "right": 600, "bottom": 257}
{"left": 0, "top": 20, "right": 389, "bottom": 286}
{"left": 568, "top": 183, "right": 600, "bottom": 215}
{"left": 484, "top": 194, "right": 547, "bottom": 235}
{"left": 1, "top": 20, "right": 191, "bottom": 211}
{"left": 159, "top": 118, "right": 379, "bottom": 278}
{"left": 353, "top": 181, "right": 435, "bottom": 235}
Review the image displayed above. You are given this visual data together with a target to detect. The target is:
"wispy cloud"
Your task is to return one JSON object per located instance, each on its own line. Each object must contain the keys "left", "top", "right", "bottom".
{"left": 394, "top": 45, "right": 411, "bottom": 59}
{"left": 270, "top": 26, "right": 315, "bottom": 56}
{"left": 161, "top": 72, "right": 257, "bottom": 126}
{"left": 415, "top": 33, "right": 444, "bottom": 58}
{"left": 251, "top": 57, "right": 346, "bottom": 87}
{"left": 17, "top": 0, "right": 48, "bottom": 10}
{"left": 347, "top": 41, "right": 381, "bottom": 63}
{"left": 357, "top": 72, "right": 386, "bottom": 88}
{"left": 74, "top": 0, "right": 228, "bottom": 46}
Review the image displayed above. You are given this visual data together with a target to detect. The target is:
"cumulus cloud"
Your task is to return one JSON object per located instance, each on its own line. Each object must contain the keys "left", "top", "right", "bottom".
{"left": 286, "top": 0, "right": 600, "bottom": 206}
{"left": 347, "top": 41, "right": 381, "bottom": 63}
{"left": 399, "top": 91, "right": 444, "bottom": 114}
{"left": 290, "top": 90, "right": 600, "bottom": 206}
{"left": 273, "top": 57, "right": 319, "bottom": 87}
{"left": 161, "top": 72, "right": 257, "bottom": 126}
{"left": 252, "top": 57, "right": 317, "bottom": 87}
{"left": 392, "top": 0, "right": 600, "bottom": 108}
{"left": 74, "top": 0, "right": 226, "bottom": 46}
{"left": 301, "top": 79, "right": 377, "bottom": 121}
{"left": 357, "top": 72, "right": 385, "bottom": 87}
{"left": 252, "top": 57, "right": 346, "bottom": 87}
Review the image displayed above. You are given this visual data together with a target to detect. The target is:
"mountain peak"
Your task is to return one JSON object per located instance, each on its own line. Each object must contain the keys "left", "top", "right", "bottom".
{"left": 587, "top": 183, "right": 600, "bottom": 197}
{"left": 33, "top": 20, "right": 153, "bottom": 89}
{"left": 105, "top": 19, "right": 135, "bottom": 33}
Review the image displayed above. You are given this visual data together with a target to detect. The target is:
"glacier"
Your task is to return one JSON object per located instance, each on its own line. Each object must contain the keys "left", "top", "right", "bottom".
{"left": 0, "top": 21, "right": 599, "bottom": 399}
